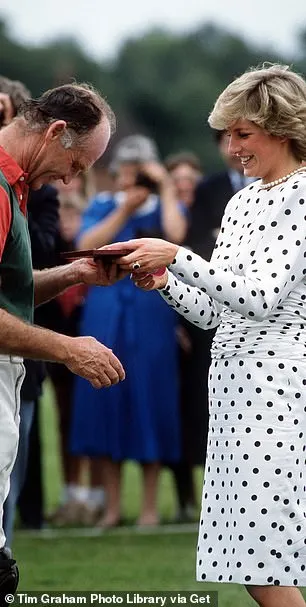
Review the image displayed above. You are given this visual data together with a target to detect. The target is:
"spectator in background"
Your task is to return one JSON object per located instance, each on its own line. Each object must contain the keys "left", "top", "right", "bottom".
{"left": 165, "top": 151, "right": 202, "bottom": 209}
{"left": 0, "top": 76, "right": 60, "bottom": 545}
{"left": 0, "top": 77, "right": 30, "bottom": 127}
{"left": 165, "top": 151, "right": 207, "bottom": 522}
{"left": 55, "top": 168, "right": 96, "bottom": 201}
{"left": 40, "top": 194, "right": 87, "bottom": 526}
{"left": 46, "top": 170, "right": 109, "bottom": 529}
{"left": 45, "top": 190, "right": 101, "bottom": 527}
{"left": 70, "top": 135, "right": 187, "bottom": 528}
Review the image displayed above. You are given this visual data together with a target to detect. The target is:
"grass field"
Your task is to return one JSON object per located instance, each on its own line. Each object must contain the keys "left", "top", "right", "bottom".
{"left": 12, "top": 381, "right": 306, "bottom": 606}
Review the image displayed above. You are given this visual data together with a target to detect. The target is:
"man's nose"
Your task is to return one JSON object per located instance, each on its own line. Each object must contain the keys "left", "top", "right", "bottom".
{"left": 62, "top": 175, "right": 72, "bottom": 185}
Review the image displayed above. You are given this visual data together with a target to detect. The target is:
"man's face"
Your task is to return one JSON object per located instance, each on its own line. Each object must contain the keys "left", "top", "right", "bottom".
{"left": 28, "top": 118, "right": 111, "bottom": 190}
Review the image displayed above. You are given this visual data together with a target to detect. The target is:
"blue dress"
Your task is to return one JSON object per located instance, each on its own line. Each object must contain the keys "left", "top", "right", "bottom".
{"left": 70, "top": 192, "right": 181, "bottom": 463}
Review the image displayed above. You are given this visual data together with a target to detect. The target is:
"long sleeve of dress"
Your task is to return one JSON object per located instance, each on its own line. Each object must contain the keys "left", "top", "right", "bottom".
{"left": 159, "top": 178, "right": 306, "bottom": 324}
{"left": 159, "top": 270, "right": 222, "bottom": 329}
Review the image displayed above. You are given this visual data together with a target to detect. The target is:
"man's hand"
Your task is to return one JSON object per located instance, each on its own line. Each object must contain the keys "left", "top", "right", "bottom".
{"left": 64, "top": 336, "right": 125, "bottom": 389}
{"left": 73, "top": 258, "right": 128, "bottom": 286}
{"left": 33, "top": 258, "right": 129, "bottom": 307}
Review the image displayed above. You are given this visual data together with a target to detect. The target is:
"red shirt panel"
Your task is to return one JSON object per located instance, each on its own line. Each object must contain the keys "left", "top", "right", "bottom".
{"left": 0, "top": 145, "right": 29, "bottom": 260}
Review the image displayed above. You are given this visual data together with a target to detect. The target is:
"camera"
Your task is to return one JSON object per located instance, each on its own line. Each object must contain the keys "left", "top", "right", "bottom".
{"left": 135, "top": 171, "right": 159, "bottom": 194}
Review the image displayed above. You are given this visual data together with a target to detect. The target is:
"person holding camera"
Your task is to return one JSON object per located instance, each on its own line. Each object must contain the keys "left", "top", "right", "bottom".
{"left": 70, "top": 135, "right": 187, "bottom": 528}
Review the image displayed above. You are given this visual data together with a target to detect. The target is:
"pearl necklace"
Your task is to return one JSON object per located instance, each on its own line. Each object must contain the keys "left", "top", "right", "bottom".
{"left": 259, "top": 166, "right": 306, "bottom": 190}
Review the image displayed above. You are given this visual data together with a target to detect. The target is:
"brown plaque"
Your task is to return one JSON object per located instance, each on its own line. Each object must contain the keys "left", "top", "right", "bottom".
{"left": 61, "top": 247, "right": 130, "bottom": 261}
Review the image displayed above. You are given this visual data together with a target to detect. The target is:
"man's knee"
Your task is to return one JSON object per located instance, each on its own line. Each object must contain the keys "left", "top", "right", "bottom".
{"left": 0, "top": 547, "right": 19, "bottom": 604}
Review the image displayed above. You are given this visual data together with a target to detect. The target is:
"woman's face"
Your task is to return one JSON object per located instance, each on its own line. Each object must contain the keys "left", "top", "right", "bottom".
{"left": 226, "top": 119, "right": 289, "bottom": 183}
{"left": 115, "top": 163, "right": 139, "bottom": 190}
{"left": 59, "top": 206, "right": 81, "bottom": 242}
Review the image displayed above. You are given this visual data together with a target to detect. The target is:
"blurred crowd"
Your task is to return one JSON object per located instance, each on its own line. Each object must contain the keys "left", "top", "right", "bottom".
{"left": 0, "top": 75, "right": 251, "bottom": 542}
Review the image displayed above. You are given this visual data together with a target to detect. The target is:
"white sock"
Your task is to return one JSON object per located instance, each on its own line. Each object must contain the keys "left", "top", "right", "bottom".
{"left": 87, "top": 487, "right": 105, "bottom": 508}
{"left": 68, "top": 484, "right": 89, "bottom": 503}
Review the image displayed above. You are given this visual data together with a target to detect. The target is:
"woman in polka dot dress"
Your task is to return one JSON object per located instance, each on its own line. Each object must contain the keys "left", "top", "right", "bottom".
{"left": 106, "top": 64, "right": 306, "bottom": 606}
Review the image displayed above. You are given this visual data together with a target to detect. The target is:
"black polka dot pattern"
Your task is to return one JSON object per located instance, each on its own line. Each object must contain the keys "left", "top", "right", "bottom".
{"left": 195, "top": 359, "right": 306, "bottom": 586}
{"left": 158, "top": 175, "right": 306, "bottom": 585}
{"left": 164, "top": 178, "right": 306, "bottom": 325}
{"left": 159, "top": 175, "right": 306, "bottom": 360}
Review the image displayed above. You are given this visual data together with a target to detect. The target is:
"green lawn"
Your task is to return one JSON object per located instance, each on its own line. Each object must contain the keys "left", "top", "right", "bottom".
{"left": 12, "top": 381, "right": 306, "bottom": 606}
{"left": 15, "top": 534, "right": 257, "bottom": 607}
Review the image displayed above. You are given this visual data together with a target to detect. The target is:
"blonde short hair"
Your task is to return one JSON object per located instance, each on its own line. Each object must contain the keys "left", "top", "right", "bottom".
{"left": 208, "top": 63, "right": 306, "bottom": 161}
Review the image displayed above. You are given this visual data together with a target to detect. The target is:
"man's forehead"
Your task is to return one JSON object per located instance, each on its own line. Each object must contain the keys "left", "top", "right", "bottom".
{"left": 83, "top": 117, "right": 111, "bottom": 165}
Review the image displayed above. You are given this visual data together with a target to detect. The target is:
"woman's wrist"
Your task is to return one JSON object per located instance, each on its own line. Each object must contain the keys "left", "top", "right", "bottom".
{"left": 156, "top": 269, "right": 169, "bottom": 290}
{"left": 168, "top": 243, "right": 180, "bottom": 264}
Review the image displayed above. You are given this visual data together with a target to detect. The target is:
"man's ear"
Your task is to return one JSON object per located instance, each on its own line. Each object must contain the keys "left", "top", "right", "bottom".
{"left": 44, "top": 120, "right": 67, "bottom": 145}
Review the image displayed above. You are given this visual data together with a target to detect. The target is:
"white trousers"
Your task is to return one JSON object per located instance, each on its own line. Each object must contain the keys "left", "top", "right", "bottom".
{"left": 0, "top": 355, "right": 25, "bottom": 548}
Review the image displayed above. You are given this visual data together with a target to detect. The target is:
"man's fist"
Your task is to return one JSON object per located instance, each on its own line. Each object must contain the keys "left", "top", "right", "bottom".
{"left": 64, "top": 336, "right": 125, "bottom": 389}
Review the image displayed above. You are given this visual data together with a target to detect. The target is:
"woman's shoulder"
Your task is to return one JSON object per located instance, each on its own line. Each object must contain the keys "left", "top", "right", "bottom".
{"left": 275, "top": 171, "right": 306, "bottom": 204}
{"left": 284, "top": 170, "right": 306, "bottom": 191}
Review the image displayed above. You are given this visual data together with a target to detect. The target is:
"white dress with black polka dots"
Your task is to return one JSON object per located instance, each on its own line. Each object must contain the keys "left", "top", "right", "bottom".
{"left": 159, "top": 172, "right": 306, "bottom": 586}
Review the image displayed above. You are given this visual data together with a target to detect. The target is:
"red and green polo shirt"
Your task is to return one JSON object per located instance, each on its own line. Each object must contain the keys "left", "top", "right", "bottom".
{"left": 0, "top": 145, "right": 33, "bottom": 323}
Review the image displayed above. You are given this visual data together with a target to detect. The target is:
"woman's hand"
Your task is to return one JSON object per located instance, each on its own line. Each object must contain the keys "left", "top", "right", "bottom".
{"left": 123, "top": 187, "right": 150, "bottom": 213}
{"left": 131, "top": 269, "right": 168, "bottom": 291}
{"left": 99, "top": 238, "right": 179, "bottom": 274}
{"left": 140, "top": 162, "right": 170, "bottom": 186}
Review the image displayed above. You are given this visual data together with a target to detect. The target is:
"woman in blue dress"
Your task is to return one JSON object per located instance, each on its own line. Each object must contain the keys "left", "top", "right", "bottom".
{"left": 70, "top": 136, "right": 188, "bottom": 527}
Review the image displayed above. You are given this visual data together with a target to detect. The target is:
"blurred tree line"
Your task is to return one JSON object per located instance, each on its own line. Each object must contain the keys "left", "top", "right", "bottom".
{"left": 1, "top": 18, "right": 306, "bottom": 171}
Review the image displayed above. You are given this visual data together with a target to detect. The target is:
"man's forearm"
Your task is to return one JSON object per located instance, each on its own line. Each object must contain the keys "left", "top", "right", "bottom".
{"left": 33, "top": 261, "right": 81, "bottom": 306}
{"left": 0, "top": 308, "right": 71, "bottom": 362}
{"left": 0, "top": 308, "right": 126, "bottom": 390}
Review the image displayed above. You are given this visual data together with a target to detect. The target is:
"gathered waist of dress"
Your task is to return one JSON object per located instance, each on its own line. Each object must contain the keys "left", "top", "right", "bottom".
{"left": 211, "top": 312, "right": 306, "bottom": 359}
